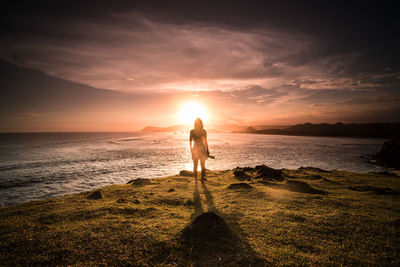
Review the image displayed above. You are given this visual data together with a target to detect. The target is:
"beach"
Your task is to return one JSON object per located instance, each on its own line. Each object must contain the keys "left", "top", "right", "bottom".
{"left": 0, "top": 132, "right": 385, "bottom": 207}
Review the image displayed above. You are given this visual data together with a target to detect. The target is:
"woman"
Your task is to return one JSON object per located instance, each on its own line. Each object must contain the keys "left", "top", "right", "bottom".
{"left": 189, "top": 118, "right": 209, "bottom": 181}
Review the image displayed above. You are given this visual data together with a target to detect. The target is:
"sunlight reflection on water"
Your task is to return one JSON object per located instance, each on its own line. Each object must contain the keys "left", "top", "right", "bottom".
{"left": 0, "top": 132, "right": 385, "bottom": 206}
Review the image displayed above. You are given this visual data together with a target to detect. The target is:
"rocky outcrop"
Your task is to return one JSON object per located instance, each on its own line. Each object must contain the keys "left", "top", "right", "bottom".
{"left": 255, "top": 164, "right": 283, "bottom": 181}
{"left": 373, "top": 136, "right": 400, "bottom": 168}
{"left": 233, "top": 169, "right": 250, "bottom": 180}
{"left": 127, "top": 178, "right": 152, "bottom": 186}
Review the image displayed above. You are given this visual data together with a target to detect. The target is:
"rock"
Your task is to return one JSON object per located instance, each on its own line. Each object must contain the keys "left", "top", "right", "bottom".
{"left": 179, "top": 170, "right": 194, "bottom": 176}
{"left": 255, "top": 165, "right": 283, "bottom": 181}
{"left": 373, "top": 135, "right": 400, "bottom": 168}
{"left": 127, "top": 178, "right": 152, "bottom": 186}
{"left": 168, "top": 188, "right": 175, "bottom": 192}
{"left": 240, "top": 166, "right": 256, "bottom": 172}
{"left": 233, "top": 169, "right": 250, "bottom": 180}
{"left": 87, "top": 190, "right": 102, "bottom": 200}
{"left": 227, "top": 183, "right": 253, "bottom": 189}
{"left": 182, "top": 212, "right": 232, "bottom": 242}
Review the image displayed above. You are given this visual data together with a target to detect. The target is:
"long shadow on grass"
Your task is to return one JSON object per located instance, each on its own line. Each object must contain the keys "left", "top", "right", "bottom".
{"left": 148, "top": 179, "right": 264, "bottom": 265}
{"left": 181, "top": 180, "right": 264, "bottom": 265}
{"left": 200, "top": 180, "right": 217, "bottom": 213}
{"left": 190, "top": 179, "right": 204, "bottom": 221}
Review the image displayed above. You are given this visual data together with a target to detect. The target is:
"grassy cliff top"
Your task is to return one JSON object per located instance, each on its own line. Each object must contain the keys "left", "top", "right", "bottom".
{"left": 1, "top": 167, "right": 399, "bottom": 266}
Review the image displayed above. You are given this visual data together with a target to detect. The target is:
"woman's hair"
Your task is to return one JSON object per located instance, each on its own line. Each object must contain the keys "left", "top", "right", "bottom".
{"left": 194, "top": 118, "right": 204, "bottom": 131}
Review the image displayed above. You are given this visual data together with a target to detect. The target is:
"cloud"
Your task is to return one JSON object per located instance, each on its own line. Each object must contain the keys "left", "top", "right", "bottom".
{"left": 0, "top": 12, "right": 353, "bottom": 93}
{"left": 1, "top": 12, "right": 400, "bottom": 129}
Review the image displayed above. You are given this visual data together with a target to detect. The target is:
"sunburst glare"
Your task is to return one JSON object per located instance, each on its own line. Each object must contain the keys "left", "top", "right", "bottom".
{"left": 178, "top": 101, "right": 208, "bottom": 125}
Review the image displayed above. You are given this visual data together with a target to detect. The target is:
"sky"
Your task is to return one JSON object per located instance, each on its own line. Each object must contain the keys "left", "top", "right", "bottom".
{"left": 1, "top": 0, "right": 400, "bottom": 132}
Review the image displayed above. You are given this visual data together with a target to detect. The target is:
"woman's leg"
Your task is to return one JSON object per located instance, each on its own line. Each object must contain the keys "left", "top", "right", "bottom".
{"left": 200, "top": 159, "right": 206, "bottom": 180}
{"left": 193, "top": 159, "right": 198, "bottom": 179}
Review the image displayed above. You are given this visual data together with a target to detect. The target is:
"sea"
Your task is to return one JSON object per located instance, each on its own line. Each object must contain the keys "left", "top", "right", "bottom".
{"left": 0, "top": 132, "right": 386, "bottom": 207}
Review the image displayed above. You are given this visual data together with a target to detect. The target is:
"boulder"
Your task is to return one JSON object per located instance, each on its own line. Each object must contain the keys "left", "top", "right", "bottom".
{"left": 233, "top": 169, "right": 250, "bottom": 180}
{"left": 255, "top": 165, "right": 283, "bottom": 181}
{"left": 179, "top": 170, "right": 194, "bottom": 176}
{"left": 127, "top": 178, "right": 152, "bottom": 186}
{"left": 373, "top": 136, "right": 400, "bottom": 168}
{"left": 87, "top": 190, "right": 102, "bottom": 200}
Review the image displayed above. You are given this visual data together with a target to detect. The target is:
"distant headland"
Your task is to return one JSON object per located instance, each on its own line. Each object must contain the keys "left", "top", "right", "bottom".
{"left": 141, "top": 122, "right": 400, "bottom": 139}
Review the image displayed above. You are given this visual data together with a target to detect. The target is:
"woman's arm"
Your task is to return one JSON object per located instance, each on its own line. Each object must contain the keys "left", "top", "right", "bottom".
{"left": 202, "top": 132, "right": 209, "bottom": 154}
{"left": 189, "top": 131, "right": 193, "bottom": 152}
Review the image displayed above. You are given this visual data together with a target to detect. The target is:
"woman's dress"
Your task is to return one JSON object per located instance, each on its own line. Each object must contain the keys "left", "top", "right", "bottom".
{"left": 190, "top": 129, "right": 207, "bottom": 161}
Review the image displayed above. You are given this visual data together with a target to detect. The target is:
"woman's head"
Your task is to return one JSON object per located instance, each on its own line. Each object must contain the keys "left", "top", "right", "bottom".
{"left": 194, "top": 118, "right": 204, "bottom": 130}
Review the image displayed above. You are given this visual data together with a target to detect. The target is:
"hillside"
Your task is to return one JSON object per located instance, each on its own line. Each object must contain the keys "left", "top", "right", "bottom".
{"left": 238, "top": 122, "right": 400, "bottom": 139}
{"left": 1, "top": 167, "right": 399, "bottom": 265}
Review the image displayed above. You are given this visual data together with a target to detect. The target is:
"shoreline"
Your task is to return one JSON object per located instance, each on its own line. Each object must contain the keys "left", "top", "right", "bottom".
{"left": 2, "top": 166, "right": 399, "bottom": 209}
{"left": 1, "top": 166, "right": 399, "bottom": 265}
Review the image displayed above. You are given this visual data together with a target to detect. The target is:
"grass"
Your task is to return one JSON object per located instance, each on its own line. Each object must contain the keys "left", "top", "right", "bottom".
{"left": 0, "top": 167, "right": 399, "bottom": 265}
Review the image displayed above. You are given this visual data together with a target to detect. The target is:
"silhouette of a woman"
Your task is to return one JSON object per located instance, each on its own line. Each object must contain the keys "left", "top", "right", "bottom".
{"left": 190, "top": 118, "right": 209, "bottom": 180}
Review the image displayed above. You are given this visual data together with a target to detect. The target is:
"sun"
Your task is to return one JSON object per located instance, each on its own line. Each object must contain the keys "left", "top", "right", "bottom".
{"left": 178, "top": 101, "right": 208, "bottom": 125}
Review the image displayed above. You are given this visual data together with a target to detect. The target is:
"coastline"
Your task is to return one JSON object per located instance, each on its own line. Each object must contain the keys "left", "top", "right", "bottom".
{"left": 1, "top": 167, "right": 399, "bottom": 265}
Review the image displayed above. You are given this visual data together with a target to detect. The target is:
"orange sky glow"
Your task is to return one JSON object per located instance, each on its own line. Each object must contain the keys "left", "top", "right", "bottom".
{"left": 1, "top": 8, "right": 400, "bottom": 132}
